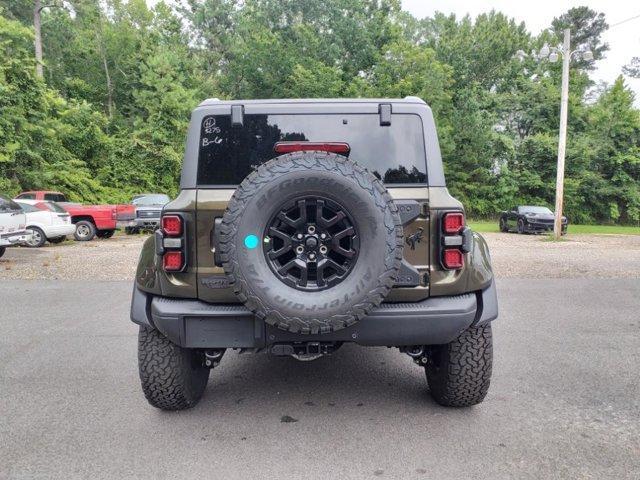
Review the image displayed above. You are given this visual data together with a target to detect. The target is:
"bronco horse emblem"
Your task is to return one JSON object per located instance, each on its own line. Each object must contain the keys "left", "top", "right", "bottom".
{"left": 406, "top": 227, "right": 424, "bottom": 250}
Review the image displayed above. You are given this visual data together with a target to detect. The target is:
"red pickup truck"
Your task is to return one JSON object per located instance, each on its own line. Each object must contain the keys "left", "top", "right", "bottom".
{"left": 15, "top": 191, "right": 135, "bottom": 241}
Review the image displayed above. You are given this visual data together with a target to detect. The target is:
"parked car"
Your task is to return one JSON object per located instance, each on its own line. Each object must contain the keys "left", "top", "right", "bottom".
{"left": 123, "top": 194, "right": 170, "bottom": 234}
{"left": 16, "top": 190, "right": 135, "bottom": 241}
{"left": 14, "top": 200, "right": 76, "bottom": 247}
{"left": 130, "top": 97, "right": 498, "bottom": 411}
{"left": 499, "top": 205, "right": 568, "bottom": 234}
{"left": 0, "top": 195, "right": 31, "bottom": 257}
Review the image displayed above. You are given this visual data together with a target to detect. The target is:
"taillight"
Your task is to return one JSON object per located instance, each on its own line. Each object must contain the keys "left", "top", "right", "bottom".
{"left": 163, "top": 251, "right": 184, "bottom": 271}
{"left": 442, "top": 212, "right": 464, "bottom": 234}
{"left": 440, "top": 211, "right": 466, "bottom": 270}
{"left": 442, "top": 249, "right": 463, "bottom": 269}
{"left": 274, "top": 142, "right": 350, "bottom": 155}
{"left": 162, "top": 215, "right": 182, "bottom": 236}
{"left": 160, "top": 214, "right": 185, "bottom": 272}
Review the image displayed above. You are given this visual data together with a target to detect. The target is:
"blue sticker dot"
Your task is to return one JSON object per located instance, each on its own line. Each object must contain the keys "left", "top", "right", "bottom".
{"left": 244, "top": 234, "right": 259, "bottom": 249}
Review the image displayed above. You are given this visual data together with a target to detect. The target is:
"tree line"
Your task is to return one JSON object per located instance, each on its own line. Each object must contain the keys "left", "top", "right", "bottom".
{"left": 1, "top": 1, "right": 639, "bottom": 224}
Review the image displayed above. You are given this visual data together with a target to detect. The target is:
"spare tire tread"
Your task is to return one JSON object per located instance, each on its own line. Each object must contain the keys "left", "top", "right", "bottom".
{"left": 219, "top": 151, "right": 403, "bottom": 334}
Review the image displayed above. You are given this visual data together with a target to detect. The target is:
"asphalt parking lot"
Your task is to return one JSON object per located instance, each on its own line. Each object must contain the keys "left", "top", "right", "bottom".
{"left": 1, "top": 235, "right": 639, "bottom": 479}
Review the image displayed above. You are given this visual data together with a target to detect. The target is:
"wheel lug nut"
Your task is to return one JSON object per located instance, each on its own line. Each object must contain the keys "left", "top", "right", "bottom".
{"left": 297, "top": 233, "right": 303, "bottom": 239}
{"left": 307, "top": 225, "right": 316, "bottom": 234}
{"left": 309, "top": 253, "right": 316, "bottom": 260}
{"left": 296, "top": 246, "right": 304, "bottom": 254}
{"left": 320, "top": 233, "right": 326, "bottom": 239}
{"left": 319, "top": 246, "right": 328, "bottom": 254}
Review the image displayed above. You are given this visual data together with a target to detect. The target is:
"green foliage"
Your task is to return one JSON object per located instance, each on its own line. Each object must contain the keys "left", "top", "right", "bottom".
{"left": 0, "top": 1, "right": 638, "bottom": 225}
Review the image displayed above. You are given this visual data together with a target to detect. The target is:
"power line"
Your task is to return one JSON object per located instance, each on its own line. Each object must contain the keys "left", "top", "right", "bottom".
{"left": 610, "top": 13, "right": 640, "bottom": 29}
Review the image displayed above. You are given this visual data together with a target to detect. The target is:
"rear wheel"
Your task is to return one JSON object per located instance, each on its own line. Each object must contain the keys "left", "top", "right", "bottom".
{"left": 25, "top": 227, "right": 46, "bottom": 248}
{"left": 125, "top": 227, "right": 139, "bottom": 235}
{"left": 426, "top": 324, "right": 493, "bottom": 407}
{"left": 74, "top": 220, "right": 96, "bottom": 241}
{"left": 517, "top": 219, "right": 525, "bottom": 234}
{"left": 499, "top": 217, "right": 508, "bottom": 232}
{"left": 138, "top": 326, "right": 210, "bottom": 410}
{"left": 0, "top": 247, "right": 5, "bottom": 258}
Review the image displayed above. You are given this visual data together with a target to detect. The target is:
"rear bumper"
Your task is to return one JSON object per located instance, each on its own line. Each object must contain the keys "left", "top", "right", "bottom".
{"left": 0, "top": 230, "right": 33, "bottom": 246}
{"left": 44, "top": 224, "right": 76, "bottom": 238}
{"left": 131, "top": 280, "right": 498, "bottom": 348}
{"left": 118, "top": 218, "right": 160, "bottom": 229}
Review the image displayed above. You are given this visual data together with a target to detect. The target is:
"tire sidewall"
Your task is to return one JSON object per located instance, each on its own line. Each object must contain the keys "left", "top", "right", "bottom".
{"left": 74, "top": 221, "right": 96, "bottom": 241}
{"left": 222, "top": 153, "right": 402, "bottom": 333}
{"left": 26, "top": 227, "right": 46, "bottom": 248}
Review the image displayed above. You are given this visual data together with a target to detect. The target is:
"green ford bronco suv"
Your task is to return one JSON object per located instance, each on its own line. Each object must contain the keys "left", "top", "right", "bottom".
{"left": 130, "top": 97, "right": 498, "bottom": 410}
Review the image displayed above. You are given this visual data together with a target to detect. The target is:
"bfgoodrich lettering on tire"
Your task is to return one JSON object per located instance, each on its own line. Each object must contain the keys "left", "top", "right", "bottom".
{"left": 219, "top": 151, "right": 404, "bottom": 334}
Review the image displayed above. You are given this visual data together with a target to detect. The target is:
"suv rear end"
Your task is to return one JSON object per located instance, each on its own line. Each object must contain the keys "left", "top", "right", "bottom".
{"left": 0, "top": 195, "right": 32, "bottom": 256}
{"left": 131, "top": 98, "right": 498, "bottom": 410}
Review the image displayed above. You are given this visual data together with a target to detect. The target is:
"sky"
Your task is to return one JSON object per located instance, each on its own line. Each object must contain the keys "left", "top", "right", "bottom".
{"left": 401, "top": 0, "right": 640, "bottom": 104}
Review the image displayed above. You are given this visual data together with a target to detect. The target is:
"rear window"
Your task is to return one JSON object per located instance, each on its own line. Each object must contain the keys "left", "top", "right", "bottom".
{"left": 0, "top": 196, "right": 23, "bottom": 213}
{"left": 44, "top": 193, "right": 67, "bottom": 202}
{"left": 16, "top": 202, "right": 40, "bottom": 213}
{"left": 16, "top": 193, "right": 35, "bottom": 199}
{"left": 197, "top": 114, "right": 427, "bottom": 186}
{"left": 46, "top": 202, "right": 68, "bottom": 213}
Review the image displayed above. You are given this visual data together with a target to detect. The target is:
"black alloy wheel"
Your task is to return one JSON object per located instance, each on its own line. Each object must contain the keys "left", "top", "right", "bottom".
{"left": 264, "top": 196, "right": 359, "bottom": 291}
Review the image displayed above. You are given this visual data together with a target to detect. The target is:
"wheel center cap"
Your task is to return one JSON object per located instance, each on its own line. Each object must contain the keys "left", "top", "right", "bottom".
{"left": 305, "top": 236, "right": 318, "bottom": 249}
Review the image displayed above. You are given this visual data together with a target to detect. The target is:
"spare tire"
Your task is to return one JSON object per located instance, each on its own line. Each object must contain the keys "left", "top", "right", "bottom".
{"left": 219, "top": 151, "right": 403, "bottom": 334}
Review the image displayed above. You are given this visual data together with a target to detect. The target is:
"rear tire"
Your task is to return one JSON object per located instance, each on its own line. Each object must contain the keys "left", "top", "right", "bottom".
{"left": 499, "top": 217, "right": 508, "bottom": 232}
{"left": 138, "top": 326, "right": 210, "bottom": 410}
{"left": 426, "top": 324, "right": 493, "bottom": 407}
{"left": 0, "top": 247, "right": 5, "bottom": 258}
{"left": 517, "top": 219, "right": 525, "bottom": 234}
{"left": 25, "top": 227, "right": 46, "bottom": 248}
{"left": 125, "top": 227, "right": 139, "bottom": 235}
{"left": 74, "top": 220, "right": 96, "bottom": 241}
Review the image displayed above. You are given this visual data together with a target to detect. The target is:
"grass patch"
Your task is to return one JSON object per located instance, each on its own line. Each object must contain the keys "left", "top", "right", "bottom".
{"left": 467, "top": 220, "right": 640, "bottom": 235}
{"left": 466, "top": 221, "right": 499, "bottom": 233}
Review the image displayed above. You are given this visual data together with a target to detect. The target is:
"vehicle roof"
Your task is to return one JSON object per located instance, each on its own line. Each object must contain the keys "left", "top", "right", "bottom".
{"left": 19, "top": 190, "right": 64, "bottom": 194}
{"left": 198, "top": 97, "right": 427, "bottom": 107}
{"left": 14, "top": 199, "right": 42, "bottom": 204}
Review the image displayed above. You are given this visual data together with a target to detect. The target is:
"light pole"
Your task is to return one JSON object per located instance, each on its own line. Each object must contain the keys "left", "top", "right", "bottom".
{"left": 516, "top": 29, "right": 593, "bottom": 239}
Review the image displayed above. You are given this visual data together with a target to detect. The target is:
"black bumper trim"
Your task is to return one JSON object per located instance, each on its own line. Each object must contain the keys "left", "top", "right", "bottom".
{"left": 130, "top": 280, "right": 498, "bottom": 348}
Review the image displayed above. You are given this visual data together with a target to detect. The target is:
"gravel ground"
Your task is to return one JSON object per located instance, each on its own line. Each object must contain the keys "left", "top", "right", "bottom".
{"left": 1, "top": 231, "right": 639, "bottom": 281}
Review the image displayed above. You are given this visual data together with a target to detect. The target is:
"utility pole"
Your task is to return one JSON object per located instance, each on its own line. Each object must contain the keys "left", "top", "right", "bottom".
{"left": 553, "top": 29, "right": 571, "bottom": 239}
{"left": 516, "top": 30, "right": 593, "bottom": 239}
{"left": 34, "top": 0, "right": 43, "bottom": 78}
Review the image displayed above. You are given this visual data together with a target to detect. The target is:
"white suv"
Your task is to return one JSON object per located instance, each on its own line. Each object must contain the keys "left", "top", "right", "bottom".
{"left": 0, "top": 195, "right": 32, "bottom": 257}
{"left": 14, "top": 200, "right": 76, "bottom": 247}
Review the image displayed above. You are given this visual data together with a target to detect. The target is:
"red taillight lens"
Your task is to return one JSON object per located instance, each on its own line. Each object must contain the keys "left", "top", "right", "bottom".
{"left": 443, "top": 212, "right": 464, "bottom": 234}
{"left": 162, "top": 215, "right": 182, "bottom": 236}
{"left": 163, "top": 251, "right": 183, "bottom": 271}
{"left": 443, "top": 248, "right": 464, "bottom": 269}
{"left": 274, "top": 142, "right": 350, "bottom": 155}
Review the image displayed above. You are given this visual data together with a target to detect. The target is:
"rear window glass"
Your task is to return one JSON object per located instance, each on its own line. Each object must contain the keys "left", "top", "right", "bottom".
{"left": 197, "top": 114, "right": 427, "bottom": 186}
{"left": 44, "top": 193, "right": 67, "bottom": 202}
{"left": 0, "top": 196, "right": 23, "bottom": 213}
{"left": 47, "top": 202, "right": 68, "bottom": 213}
{"left": 16, "top": 202, "right": 40, "bottom": 213}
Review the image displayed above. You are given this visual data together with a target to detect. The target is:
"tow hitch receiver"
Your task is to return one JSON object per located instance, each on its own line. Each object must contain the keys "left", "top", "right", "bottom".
{"left": 270, "top": 342, "right": 339, "bottom": 357}
{"left": 401, "top": 345, "right": 429, "bottom": 366}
